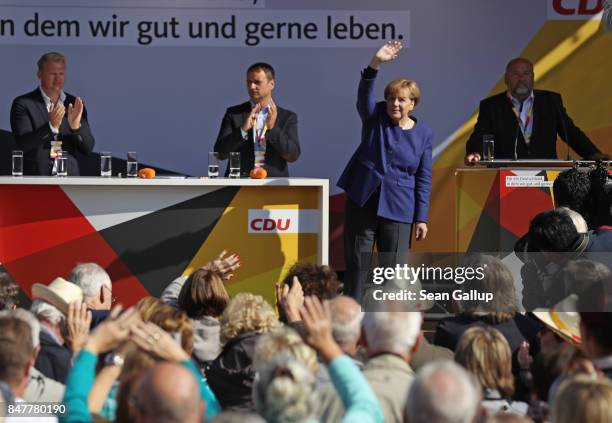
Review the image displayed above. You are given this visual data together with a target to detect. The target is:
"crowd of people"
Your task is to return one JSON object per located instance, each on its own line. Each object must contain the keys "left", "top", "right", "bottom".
{"left": 2, "top": 35, "right": 612, "bottom": 423}
{"left": 2, "top": 174, "right": 612, "bottom": 422}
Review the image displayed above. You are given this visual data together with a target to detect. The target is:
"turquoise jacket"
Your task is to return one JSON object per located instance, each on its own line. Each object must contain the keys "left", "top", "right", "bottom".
{"left": 60, "top": 349, "right": 221, "bottom": 422}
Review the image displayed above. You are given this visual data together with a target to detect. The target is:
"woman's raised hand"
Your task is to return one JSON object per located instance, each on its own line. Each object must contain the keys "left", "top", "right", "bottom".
{"left": 370, "top": 40, "right": 403, "bottom": 70}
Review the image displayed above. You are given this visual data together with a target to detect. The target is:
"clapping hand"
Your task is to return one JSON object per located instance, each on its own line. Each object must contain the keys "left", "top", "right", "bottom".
{"left": 370, "top": 40, "right": 402, "bottom": 70}
{"left": 67, "top": 97, "right": 84, "bottom": 130}
{"left": 265, "top": 99, "right": 277, "bottom": 130}
{"left": 275, "top": 276, "right": 304, "bottom": 323}
{"left": 131, "top": 320, "right": 190, "bottom": 362}
{"left": 65, "top": 300, "right": 92, "bottom": 353}
{"left": 48, "top": 102, "right": 65, "bottom": 129}
{"left": 242, "top": 103, "right": 262, "bottom": 132}
{"left": 84, "top": 306, "right": 140, "bottom": 355}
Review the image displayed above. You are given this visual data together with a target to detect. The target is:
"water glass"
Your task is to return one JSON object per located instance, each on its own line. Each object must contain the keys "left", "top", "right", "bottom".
{"left": 56, "top": 155, "right": 68, "bottom": 177}
{"left": 229, "top": 152, "right": 241, "bottom": 178}
{"left": 127, "top": 151, "right": 138, "bottom": 177}
{"left": 100, "top": 152, "right": 112, "bottom": 177}
{"left": 12, "top": 150, "right": 23, "bottom": 177}
{"left": 208, "top": 152, "right": 219, "bottom": 178}
{"left": 482, "top": 134, "right": 495, "bottom": 161}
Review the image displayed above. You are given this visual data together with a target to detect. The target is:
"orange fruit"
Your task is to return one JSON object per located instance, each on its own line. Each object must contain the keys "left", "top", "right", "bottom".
{"left": 250, "top": 167, "right": 267, "bottom": 179}
{"left": 138, "top": 167, "right": 156, "bottom": 179}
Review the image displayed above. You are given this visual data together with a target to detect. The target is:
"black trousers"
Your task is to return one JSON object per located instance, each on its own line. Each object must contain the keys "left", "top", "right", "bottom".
{"left": 343, "top": 191, "right": 412, "bottom": 300}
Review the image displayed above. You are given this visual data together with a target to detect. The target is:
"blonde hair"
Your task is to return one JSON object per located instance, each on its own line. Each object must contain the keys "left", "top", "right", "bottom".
{"left": 136, "top": 296, "right": 170, "bottom": 321}
{"left": 384, "top": 79, "right": 421, "bottom": 106}
{"left": 253, "top": 354, "right": 316, "bottom": 423}
{"left": 147, "top": 306, "right": 194, "bottom": 355}
{"left": 37, "top": 52, "right": 66, "bottom": 70}
{"left": 220, "top": 293, "right": 280, "bottom": 344}
{"left": 254, "top": 326, "right": 318, "bottom": 372}
{"left": 455, "top": 326, "right": 515, "bottom": 397}
{"left": 552, "top": 375, "right": 612, "bottom": 423}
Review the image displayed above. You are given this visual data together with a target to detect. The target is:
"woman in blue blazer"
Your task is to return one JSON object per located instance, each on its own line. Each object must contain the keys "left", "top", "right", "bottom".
{"left": 338, "top": 41, "right": 433, "bottom": 299}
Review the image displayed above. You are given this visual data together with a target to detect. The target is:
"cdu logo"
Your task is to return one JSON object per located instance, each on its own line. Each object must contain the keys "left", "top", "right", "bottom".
{"left": 247, "top": 209, "right": 320, "bottom": 234}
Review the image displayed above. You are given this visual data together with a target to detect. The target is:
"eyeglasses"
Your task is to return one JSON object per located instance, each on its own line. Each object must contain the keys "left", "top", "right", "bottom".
{"left": 103, "top": 285, "right": 117, "bottom": 305}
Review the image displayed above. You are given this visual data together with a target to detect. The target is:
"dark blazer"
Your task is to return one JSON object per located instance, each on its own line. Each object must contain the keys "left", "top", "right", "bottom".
{"left": 35, "top": 330, "right": 72, "bottom": 384}
{"left": 337, "top": 68, "right": 433, "bottom": 224}
{"left": 214, "top": 101, "right": 300, "bottom": 177}
{"left": 434, "top": 313, "right": 541, "bottom": 354}
{"left": 466, "top": 90, "right": 601, "bottom": 160}
{"left": 10, "top": 88, "right": 95, "bottom": 175}
{"left": 206, "top": 331, "right": 259, "bottom": 411}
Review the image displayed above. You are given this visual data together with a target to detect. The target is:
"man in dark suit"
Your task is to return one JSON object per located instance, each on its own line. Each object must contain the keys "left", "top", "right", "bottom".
{"left": 465, "top": 58, "right": 604, "bottom": 164}
{"left": 214, "top": 62, "right": 300, "bottom": 177}
{"left": 10, "top": 52, "right": 95, "bottom": 175}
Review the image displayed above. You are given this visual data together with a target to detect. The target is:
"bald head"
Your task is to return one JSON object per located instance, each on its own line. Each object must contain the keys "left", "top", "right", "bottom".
{"left": 405, "top": 361, "right": 481, "bottom": 423}
{"left": 135, "top": 362, "right": 204, "bottom": 423}
{"left": 329, "top": 296, "right": 363, "bottom": 355}
{"left": 504, "top": 57, "right": 534, "bottom": 101}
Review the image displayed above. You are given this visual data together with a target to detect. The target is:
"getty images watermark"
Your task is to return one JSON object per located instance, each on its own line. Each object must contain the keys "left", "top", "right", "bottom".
{"left": 369, "top": 263, "right": 494, "bottom": 304}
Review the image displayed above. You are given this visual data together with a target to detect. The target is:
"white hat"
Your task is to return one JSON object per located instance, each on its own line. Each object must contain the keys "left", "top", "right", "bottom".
{"left": 533, "top": 294, "right": 581, "bottom": 345}
{"left": 31, "top": 277, "right": 83, "bottom": 315}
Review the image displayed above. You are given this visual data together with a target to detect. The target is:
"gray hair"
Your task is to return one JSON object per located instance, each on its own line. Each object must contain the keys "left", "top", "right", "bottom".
{"left": 0, "top": 308, "right": 40, "bottom": 349}
{"left": 362, "top": 311, "right": 421, "bottom": 354}
{"left": 329, "top": 296, "right": 363, "bottom": 347}
{"left": 253, "top": 354, "right": 316, "bottom": 423}
{"left": 405, "top": 361, "right": 481, "bottom": 423}
{"left": 69, "top": 262, "right": 111, "bottom": 300}
{"left": 558, "top": 207, "right": 588, "bottom": 233}
{"left": 604, "top": 0, "right": 612, "bottom": 32}
{"left": 30, "top": 300, "right": 65, "bottom": 324}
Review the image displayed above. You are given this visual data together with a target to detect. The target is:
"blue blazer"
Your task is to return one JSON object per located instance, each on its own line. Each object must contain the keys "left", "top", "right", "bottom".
{"left": 337, "top": 70, "right": 433, "bottom": 224}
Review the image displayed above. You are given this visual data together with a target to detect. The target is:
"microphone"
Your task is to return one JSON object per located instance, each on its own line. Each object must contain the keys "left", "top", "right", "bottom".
{"left": 555, "top": 94, "right": 572, "bottom": 161}
{"left": 513, "top": 101, "right": 523, "bottom": 161}
{"left": 604, "top": 0, "right": 612, "bottom": 32}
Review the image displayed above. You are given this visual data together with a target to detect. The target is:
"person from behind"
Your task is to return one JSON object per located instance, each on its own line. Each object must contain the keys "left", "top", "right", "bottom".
{"left": 206, "top": 292, "right": 280, "bottom": 410}
{"left": 0, "top": 316, "right": 58, "bottom": 422}
{"left": 177, "top": 268, "right": 229, "bottom": 366}
{"left": 552, "top": 167, "right": 592, "bottom": 227}
{"left": 69, "top": 263, "right": 113, "bottom": 311}
{"left": 319, "top": 311, "right": 422, "bottom": 423}
{"left": 551, "top": 375, "right": 612, "bottom": 423}
{"left": 253, "top": 296, "right": 383, "bottom": 423}
{"left": 0, "top": 272, "right": 19, "bottom": 311}
{"left": 132, "top": 362, "right": 204, "bottom": 423}
{"left": 455, "top": 326, "right": 528, "bottom": 416}
{"left": 0, "top": 308, "right": 65, "bottom": 403}
{"left": 404, "top": 360, "right": 481, "bottom": 423}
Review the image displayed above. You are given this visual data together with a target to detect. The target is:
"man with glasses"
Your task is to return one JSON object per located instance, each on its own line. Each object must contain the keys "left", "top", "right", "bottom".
{"left": 69, "top": 262, "right": 113, "bottom": 310}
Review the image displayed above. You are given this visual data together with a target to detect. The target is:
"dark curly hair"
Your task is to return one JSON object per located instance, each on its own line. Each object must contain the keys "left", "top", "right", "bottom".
{"left": 282, "top": 262, "right": 340, "bottom": 300}
{"left": 553, "top": 168, "right": 591, "bottom": 225}
{"left": 0, "top": 272, "right": 19, "bottom": 310}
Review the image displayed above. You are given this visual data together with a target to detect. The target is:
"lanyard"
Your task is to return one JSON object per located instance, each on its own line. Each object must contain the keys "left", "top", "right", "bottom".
{"left": 507, "top": 94, "right": 534, "bottom": 144}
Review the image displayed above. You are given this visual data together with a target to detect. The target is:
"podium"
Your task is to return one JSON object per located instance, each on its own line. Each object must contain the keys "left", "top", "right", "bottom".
{"left": 0, "top": 177, "right": 329, "bottom": 307}
{"left": 455, "top": 161, "right": 590, "bottom": 253}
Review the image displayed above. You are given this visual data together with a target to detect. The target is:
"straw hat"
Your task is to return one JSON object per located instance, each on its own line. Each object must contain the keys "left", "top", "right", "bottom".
{"left": 31, "top": 277, "right": 83, "bottom": 315}
{"left": 533, "top": 294, "right": 581, "bottom": 345}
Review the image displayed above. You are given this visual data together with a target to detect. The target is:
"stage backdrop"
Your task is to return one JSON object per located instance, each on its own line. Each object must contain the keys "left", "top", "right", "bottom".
{"left": 1, "top": 0, "right": 611, "bottom": 271}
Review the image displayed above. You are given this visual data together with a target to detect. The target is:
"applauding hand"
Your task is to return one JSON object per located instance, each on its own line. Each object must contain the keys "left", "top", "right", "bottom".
{"left": 67, "top": 97, "right": 84, "bottom": 130}
{"left": 48, "top": 102, "right": 65, "bottom": 130}
{"left": 242, "top": 103, "right": 262, "bottom": 132}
